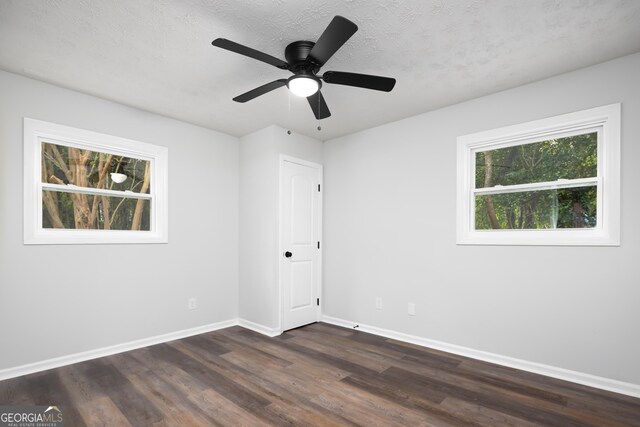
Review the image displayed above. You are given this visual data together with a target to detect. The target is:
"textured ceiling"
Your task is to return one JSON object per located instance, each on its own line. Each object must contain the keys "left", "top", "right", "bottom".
{"left": 1, "top": 0, "right": 639, "bottom": 140}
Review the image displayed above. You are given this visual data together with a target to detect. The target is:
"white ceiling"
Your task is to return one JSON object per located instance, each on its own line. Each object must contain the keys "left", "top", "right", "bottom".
{"left": 1, "top": 0, "right": 639, "bottom": 140}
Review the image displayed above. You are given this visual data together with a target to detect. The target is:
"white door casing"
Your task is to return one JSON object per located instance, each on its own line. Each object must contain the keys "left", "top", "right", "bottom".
{"left": 279, "top": 156, "right": 322, "bottom": 332}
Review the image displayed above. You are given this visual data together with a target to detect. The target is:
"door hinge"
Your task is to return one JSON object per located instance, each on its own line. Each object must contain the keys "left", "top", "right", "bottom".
{"left": 317, "top": 298, "right": 320, "bottom": 306}
{"left": 317, "top": 241, "right": 320, "bottom": 249}
{"left": 318, "top": 184, "right": 321, "bottom": 192}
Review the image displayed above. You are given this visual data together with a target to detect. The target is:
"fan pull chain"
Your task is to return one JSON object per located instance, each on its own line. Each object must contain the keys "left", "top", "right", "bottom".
{"left": 317, "top": 96, "right": 322, "bottom": 132}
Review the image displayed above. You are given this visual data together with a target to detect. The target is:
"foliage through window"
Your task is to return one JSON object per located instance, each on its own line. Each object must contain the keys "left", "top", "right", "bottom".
{"left": 24, "top": 119, "right": 168, "bottom": 244}
{"left": 457, "top": 104, "right": 620, "bottom": 246}
{"left": 41, "top": 142, "right": 152, "bottom": 231}
{"left": 474, "top": 132, "right": 597, "bottom": 230}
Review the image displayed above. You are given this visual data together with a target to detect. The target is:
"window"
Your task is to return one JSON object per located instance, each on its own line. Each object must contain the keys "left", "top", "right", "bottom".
{"left": 457, "top": 104, "right": 620, "bottom": 246}
{"left": 24, "top": 118, "right": 168, "bottom": 244}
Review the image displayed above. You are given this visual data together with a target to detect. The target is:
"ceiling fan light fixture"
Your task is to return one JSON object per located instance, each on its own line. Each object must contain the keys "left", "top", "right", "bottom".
{"left": 212, "top": 16, "right": 395, "bottom": 120}
{"left": 287, "top": 75, "right": 320, "bottom": 97}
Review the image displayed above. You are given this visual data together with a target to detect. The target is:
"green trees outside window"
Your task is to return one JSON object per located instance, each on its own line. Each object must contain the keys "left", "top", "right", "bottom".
{"left": 474, "top": 132, "right": 597, "bottom": 230}
{"left": 41, "top": 142, "right": 151, "bottom": 230}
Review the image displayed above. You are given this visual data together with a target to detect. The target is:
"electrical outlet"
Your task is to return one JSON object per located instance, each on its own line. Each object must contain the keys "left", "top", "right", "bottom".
{"left": 408, "top": 303, "right": 416, "bottom": 316}
{"left": 375, "top": 297, "right": 383, "bottom": 310}
{"left": 188, "top": 297, "right": 197, "bottom": 310}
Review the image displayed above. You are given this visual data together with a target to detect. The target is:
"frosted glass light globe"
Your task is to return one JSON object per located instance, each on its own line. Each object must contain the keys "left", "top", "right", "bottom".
{"left": 110, "top": 172, "right": 127, "bottom": 183}
{"left": 288, "top": 76, "right": 319, "bottom": 97}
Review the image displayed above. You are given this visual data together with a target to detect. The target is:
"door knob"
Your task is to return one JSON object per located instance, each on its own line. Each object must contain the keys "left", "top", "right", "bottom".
{"left": 284, "top": 251, "right": 292, "bottom": 258}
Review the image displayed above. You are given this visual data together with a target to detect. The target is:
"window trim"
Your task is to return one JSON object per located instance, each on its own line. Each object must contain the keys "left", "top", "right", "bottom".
{"left": 456, "top": 104, "right": 620, "bottom": 246}
{"left": 24, "top": 118, "right": 168, "bottom": 244}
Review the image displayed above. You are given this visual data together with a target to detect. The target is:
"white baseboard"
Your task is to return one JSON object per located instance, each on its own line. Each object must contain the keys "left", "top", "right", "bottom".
{"left": 238, "top": 318, "right": 281, "bottom": 337}
{"left": 0, "top": 317, "right": 282, "bottom": 381}
{"left": 321, "top": 314, "right": 640, "bottom": 399}
{"left": 5, "top": 314, "right": 637, "bottom": 399}
{"left": 0, "top": 318, "right": 237, "bottom": 381}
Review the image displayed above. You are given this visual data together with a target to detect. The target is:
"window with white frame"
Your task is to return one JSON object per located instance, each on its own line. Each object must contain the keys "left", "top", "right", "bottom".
{"left": 24, "top": 118, "right": 168, "bottom": 244}
{"left": 457, "top": 104, "right": 620, "bottom": 246}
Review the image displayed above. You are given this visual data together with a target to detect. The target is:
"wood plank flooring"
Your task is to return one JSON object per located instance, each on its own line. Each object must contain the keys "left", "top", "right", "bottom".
{"left": 1, "top": 322, "right": 639, "bottom": 426}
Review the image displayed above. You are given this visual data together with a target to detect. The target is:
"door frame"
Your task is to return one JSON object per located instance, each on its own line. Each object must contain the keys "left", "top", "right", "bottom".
{"left": 278, "top": 154, "right": 323, "bottom": 334}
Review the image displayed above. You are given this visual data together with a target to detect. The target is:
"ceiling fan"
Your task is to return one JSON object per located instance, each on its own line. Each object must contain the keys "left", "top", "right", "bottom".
{"left": 211, "top": 15, "right": 396, "bottom": 120}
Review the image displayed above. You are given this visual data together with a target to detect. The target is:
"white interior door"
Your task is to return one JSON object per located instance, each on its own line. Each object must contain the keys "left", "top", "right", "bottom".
{"left": 280, "top": 156, "right": 322, "bottom": 332}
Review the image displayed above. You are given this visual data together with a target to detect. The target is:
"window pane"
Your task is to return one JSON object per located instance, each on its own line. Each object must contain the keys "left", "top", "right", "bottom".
{"left": 41, "top": 142, "right": 151, "bottom": 194}
{"left": 475, "top": 187, "right": 596, "bottom": 230}
{"left": 475, "top": 132, "right": 597, "bottom": 188}
{"left": 42, "top": 190, "right": 151, "bottom": 231}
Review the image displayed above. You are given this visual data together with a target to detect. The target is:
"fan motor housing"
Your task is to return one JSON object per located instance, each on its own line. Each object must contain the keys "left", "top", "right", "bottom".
{"left": 285, "top": 41, "right": 320, "bottom": 73}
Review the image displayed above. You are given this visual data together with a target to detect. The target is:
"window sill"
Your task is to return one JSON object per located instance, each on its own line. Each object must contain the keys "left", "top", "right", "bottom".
{"left": 457, "top": 228, "right": 620, "bottom": 246}
{"left": 24, "top": 229, "right": 168, "bottom": 245}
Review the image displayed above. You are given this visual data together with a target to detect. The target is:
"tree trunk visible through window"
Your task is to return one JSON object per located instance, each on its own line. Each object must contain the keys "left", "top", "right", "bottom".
{"left": 483, "top": 151, "right": 501, "bottom": 229}
{"left": 131, "top": 161, "right": 150, "bottom": 231}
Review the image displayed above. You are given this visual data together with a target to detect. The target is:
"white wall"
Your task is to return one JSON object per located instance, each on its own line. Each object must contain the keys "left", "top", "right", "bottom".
{"left": 239, "top": 125, "right": 322, "bottom": 330}
{"left": 322, "top": 53, "right": 640, "bottom": 385}
{"left": 0, "top": 70, "right": 239, "bottom": 371}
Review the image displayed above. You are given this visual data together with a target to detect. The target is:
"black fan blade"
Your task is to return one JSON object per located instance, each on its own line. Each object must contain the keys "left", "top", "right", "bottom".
{"left": 307, "top": 91, "right": 331, "bottom": 120}
{"left": 212, "top": 38, "right": 289, "bottom": 69}
{"left": 233, "top": 79, "right": 287, "bottom": 103}
{"left": 323, "top": 71, "right": 396, "bottom": 92}
{"left": 307, "top": 16, "right": 358, "bottom": 67}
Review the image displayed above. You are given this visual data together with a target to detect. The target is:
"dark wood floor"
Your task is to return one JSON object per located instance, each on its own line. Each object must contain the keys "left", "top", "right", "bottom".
{"left": 1, "top": 323, "right": 639, "bottom": 426}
